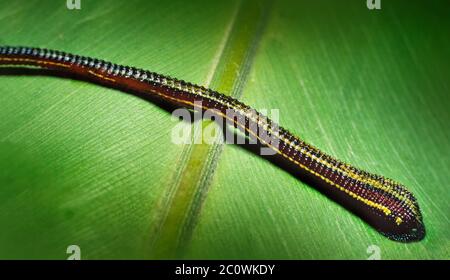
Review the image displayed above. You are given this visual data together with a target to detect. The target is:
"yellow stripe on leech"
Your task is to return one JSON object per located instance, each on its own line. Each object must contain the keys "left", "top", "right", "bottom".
{"left": 0, "top": 57, "right": 70, "bottom": 68}
{"left": 140, "top": 89, "right": 393, "bottom": 217}
{"left": 88, "top": 70, "right": 116, "bottom": 82}
{"left": 339, "top": 165, "right": 417, "bottom": 217}
{"left": 218, "top": 101, "right": 415, "bottom": 217}
{"left": 190, "top": 87, "right": 414, "bottom": 213}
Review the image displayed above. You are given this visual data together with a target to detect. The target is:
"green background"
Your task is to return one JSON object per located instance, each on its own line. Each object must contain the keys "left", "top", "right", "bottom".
{"left": 0, "top": 0, "right": 448, "bottom": 259}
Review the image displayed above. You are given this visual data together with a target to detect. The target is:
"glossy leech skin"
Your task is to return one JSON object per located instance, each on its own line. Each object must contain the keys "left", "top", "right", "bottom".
{"left": 0, "top": 46, "right": 425, "bottom": 242}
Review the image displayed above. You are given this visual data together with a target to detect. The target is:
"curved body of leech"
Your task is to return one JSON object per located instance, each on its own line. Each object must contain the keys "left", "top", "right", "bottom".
{"left": 0, "top": 46, "right": 425, "bottom": 242}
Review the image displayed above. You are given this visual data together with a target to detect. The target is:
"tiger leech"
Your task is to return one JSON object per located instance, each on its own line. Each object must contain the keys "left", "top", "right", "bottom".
{"left": 0, "top": 46, "right": 425, "bottom": 242}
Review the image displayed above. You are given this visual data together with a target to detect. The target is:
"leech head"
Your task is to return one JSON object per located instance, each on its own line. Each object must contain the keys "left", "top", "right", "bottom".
{"left": 381, "top": 213, "right": 426, "bottom": 242}
{"left": 376, "top": 185, "right": 426, "bottom": 242}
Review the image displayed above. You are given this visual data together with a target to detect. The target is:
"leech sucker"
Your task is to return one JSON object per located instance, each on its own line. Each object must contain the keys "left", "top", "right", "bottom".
{"left": 0, "top": 46, "right": 425, "bottom": 242}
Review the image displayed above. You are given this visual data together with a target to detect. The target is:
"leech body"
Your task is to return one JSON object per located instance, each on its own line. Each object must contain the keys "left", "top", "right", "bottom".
{"left": 0, "top": 46, "right": 425, "bottom": 242}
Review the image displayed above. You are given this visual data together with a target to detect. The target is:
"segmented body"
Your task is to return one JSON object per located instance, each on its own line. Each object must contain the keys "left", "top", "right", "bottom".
{"left": 0, "top": 46, "right": 425, "bottom": 242}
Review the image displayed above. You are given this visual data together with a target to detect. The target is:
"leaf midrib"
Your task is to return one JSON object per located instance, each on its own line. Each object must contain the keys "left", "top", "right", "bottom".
{"left": 147, "top": 0, "right": 272, "bottom": 259}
